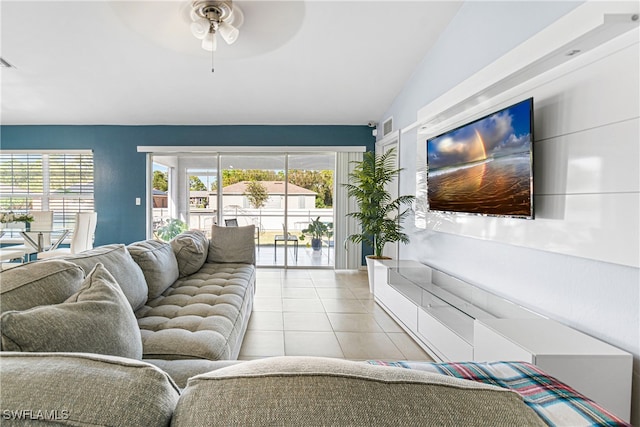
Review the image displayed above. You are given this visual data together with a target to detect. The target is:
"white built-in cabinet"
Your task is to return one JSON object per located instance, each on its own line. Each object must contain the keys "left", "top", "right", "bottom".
{"left": 372, "top": 260, "right": 633, "bottom": 422}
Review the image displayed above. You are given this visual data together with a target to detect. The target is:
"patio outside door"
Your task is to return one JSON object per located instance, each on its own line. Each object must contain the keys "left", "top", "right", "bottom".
{"left": 147, "top": 150, "right": 338, "bottom": 269}
{"left": 287, "top": 153, "right": 335, "bottom": 268}
{"left": 220, "top": 154, "right": 287, "bottom": 267}
{"left": 220, "top": 153, "right": 335, "bottom": 268}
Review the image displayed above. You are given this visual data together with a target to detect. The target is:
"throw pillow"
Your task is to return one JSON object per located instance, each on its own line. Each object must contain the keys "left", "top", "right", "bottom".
{"left": 208, "top": 224, "right": 255, "bottom": 264}
{"left": 65, "top": 244, "right": 148, "bottom": 310}
{"left": 128, "top": 239, "right": 179, "bottom": 299}
{"left": 0, "top": 263, "right": 143, "bottom": 360}
{"left": 0, "top": 259, "right": 84, "bottom": 314}
{"left": 171, "top": 230, "right": 209, "bottom": 277}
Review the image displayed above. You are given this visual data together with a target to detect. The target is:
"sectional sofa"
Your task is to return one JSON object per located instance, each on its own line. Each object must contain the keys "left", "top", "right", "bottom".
{"left": 0, "top": 225, "right": 256, "bottom": 385}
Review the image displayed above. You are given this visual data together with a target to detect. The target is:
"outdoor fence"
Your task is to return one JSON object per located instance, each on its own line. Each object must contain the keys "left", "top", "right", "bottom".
{"left": 153, "top": 208, "right": 334, "bottom": 242}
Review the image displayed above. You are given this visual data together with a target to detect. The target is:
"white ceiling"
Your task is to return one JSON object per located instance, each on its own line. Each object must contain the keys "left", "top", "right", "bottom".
{"left": 1, "top": 1, "right": 462, "bottom": 125}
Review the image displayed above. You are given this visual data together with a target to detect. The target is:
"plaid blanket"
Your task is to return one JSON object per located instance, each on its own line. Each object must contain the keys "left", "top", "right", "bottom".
{"left": 367, "top": 361, "right": 630, "bottom": 427}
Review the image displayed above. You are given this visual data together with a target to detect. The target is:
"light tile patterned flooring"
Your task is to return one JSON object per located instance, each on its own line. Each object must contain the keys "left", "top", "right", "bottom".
{"left": 239, "top": 268, "right": 434, "bottom": 362}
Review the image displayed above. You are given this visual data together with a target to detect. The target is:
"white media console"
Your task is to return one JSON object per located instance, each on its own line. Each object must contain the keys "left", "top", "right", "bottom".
{"left": 372, "top": 259, "right": 633, "bottom": 422}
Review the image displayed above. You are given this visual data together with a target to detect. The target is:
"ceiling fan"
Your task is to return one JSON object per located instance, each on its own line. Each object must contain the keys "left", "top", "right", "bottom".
{"left": 189, "top": 0, "right": 243, "bottom": 52}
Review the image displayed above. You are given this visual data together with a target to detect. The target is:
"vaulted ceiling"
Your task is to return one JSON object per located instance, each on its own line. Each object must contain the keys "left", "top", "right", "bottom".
{"left": 1, "top": 1, "right": 463, "bottom": 125}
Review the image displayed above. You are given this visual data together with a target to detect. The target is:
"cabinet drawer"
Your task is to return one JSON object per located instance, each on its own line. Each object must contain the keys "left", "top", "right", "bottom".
{"left": 473, "top": 321, "right": 533, "bottom": 362}
{"left": 376, "top": 281, "right": 417, "bottom": 330}
{"left": 418, "top": 309, "right": 472, "bottom": 361}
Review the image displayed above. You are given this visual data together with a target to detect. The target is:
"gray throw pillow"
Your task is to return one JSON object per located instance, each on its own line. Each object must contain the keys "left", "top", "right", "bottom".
{"left": 65, "top": 244, "right": 148, "bottom": 310}
{"left": 0, "top": 263, "right": 143, "bottom": 360}
{"left": 128, "top": 239, "right": 179, "bottom": 299}
{"left": 0, "top": 259, "right": 84, "bottom": 314}
{"left": 171, "top": 230, "right": 209, "bottom": 277}
{"left": 208, "top": 224, "right": 255, "bottom": 264}
{"left": 1, "top": 352, "right": 179, "bottom": 427}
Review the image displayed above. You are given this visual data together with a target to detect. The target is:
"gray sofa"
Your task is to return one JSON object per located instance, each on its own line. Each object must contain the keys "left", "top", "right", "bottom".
{"left": 0, "top": 353, "right": 544, "bottom": 427}
{"left": 0, "top": 225, "right": 256, "bottom": 384}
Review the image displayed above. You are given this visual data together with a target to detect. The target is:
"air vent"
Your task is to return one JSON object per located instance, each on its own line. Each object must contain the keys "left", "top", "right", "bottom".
{"left": 382, "top": 117, "right": 393, "bottom": 136}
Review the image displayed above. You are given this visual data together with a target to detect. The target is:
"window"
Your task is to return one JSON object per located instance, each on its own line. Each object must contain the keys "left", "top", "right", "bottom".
{"left": 0, "top": 151, "right": 94, "bottom": 229}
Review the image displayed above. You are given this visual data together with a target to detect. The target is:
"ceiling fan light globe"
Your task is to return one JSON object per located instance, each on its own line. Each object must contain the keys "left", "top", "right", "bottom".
{"left": 190, "top": 19, "right": 210, "bottom": 39}
{"left": 189, "top": 8, "right": 200, "bottom": 22}
{"left": 201, "top": 32, "right": 217, "bottom": 51}
{"left": 219, "top": 21, "right": 239, "bottom": 44}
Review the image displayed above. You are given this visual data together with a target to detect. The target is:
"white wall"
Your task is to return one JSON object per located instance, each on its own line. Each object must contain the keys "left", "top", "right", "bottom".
{"left": 379, "top": 2, "right": 640, "bottom": 424}
{"left": 415, "top": 31, "right": 639, "bottom": 268}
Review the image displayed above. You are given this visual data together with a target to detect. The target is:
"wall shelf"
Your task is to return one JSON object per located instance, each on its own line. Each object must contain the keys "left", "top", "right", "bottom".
{"left": 415, "top": 5, "right": 639, "bottom": 136}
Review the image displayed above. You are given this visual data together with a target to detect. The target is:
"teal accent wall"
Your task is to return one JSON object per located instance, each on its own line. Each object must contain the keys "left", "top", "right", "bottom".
{"left": 1, "top": 125, "right": 374, "bottom": 245}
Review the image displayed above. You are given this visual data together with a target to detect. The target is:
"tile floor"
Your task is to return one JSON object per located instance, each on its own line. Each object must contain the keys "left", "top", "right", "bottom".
{"left": 239, "top": 268, "right": 434, "bottom": 362}
{"left": 255, "top": 244, "right": 334, "bottom": 268}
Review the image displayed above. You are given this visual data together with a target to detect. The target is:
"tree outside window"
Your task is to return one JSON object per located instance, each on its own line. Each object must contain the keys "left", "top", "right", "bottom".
{"left": 244, "top": 180, "right": 269, "bottom": 209}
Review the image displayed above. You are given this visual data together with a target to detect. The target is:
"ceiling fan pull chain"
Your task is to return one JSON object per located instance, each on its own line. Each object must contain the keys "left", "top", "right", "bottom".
{"left": 211, "top": 46, "right": 215, "bottom": 73}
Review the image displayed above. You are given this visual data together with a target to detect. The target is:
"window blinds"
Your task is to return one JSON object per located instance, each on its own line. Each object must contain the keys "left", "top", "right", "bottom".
{"left": 0, "top": 151, "right": 94, "bottom": 229}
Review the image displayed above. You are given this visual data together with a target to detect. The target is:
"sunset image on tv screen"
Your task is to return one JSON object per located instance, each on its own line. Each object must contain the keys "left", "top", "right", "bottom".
{"left": 427, "top": 98, "right": 533, "bottom": 218}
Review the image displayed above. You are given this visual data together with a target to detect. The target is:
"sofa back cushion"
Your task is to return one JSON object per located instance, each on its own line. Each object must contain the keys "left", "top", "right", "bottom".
{"left": 64, "top": 244, "right": 148, "bottom": 310}
{"left": 0, "top": 259, "right": 84, "bottom": 314}
{"left": 172, "top": 357, "right": 545, "bottom": 427}
{"left": 208, "top": 224, "right": 255, "bottom": 264}
{"left": 128, "top": 239, "right": 179, "bottom": 299}
{"left": 1, "top": 263, "right": 143, "bottom": 359}
{"left": 171, "top": 230, "right": 209, "bottom": 277}
{"left": 0, "top": 352, "right": 179, "bottom": 427}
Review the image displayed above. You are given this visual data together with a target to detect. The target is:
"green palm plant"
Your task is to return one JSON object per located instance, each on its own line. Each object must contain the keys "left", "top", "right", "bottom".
{"left": 344, "top": 148, "right": 415, "bottom": 258}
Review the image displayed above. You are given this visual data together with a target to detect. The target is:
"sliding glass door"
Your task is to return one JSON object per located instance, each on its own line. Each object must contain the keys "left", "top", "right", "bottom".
{"left": 151, "top": 154, "right": 218, "bottom": 240}
{"left": 147, "top": 150, "right": 342, "bottom": 269}
{"left": 219, "top": 153, "right": 335, "bottom": 268}
{"left": 287, "top": 153, "right": 335, "bottom": 267}
{"left": 220, "top": 154, "right": 287, "bottom": 267}
{"left": 186, "top": 159, "right": 217, "bottom": 237}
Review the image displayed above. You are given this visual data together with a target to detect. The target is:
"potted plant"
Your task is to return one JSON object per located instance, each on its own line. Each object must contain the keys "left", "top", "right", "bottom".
{"left": 0, "top": 211, "right": 34, "bottom": 230}
{"left": 155, "top": 218, "right": 188, "bottom": 242}
{"left": 300, "top": 217, "right": 332, "bottom": 251}
{"left": 343, "top": 148, "right": 415, "bottom": 292}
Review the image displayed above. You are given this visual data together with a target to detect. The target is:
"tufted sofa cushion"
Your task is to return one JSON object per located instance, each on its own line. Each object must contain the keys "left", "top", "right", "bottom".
{"left": 136, "top": 263, "right": 255, "bottom": 361}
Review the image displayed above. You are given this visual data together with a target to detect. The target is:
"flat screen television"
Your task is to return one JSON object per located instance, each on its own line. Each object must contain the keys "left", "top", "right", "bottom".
{"left": 426, "top": 98, "right": 534, "bottom": 219}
